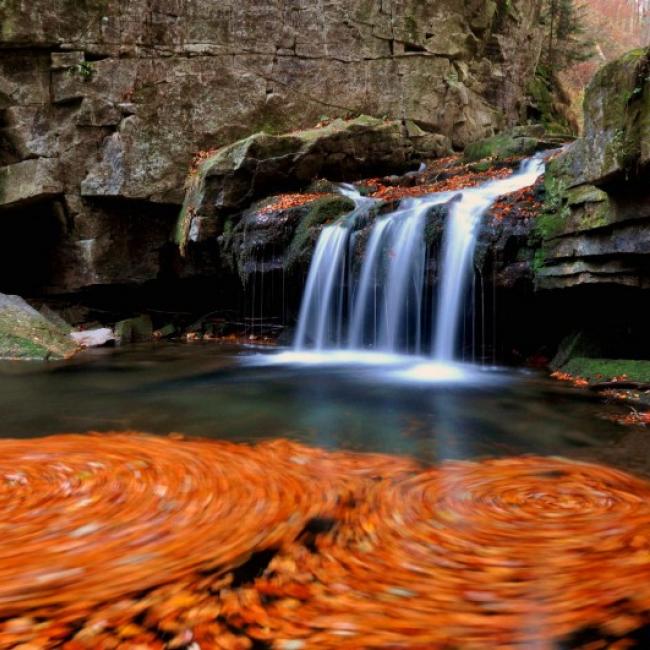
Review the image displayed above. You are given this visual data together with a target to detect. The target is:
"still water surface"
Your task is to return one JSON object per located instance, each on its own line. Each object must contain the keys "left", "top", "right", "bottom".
{"left": 0, "top": 343, "right": 627, "bottom": 465}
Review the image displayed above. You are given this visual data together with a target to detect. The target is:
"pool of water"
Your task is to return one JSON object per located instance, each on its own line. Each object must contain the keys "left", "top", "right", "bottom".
{"left": 0, "top": 342, "right": 629, "bottom": 465}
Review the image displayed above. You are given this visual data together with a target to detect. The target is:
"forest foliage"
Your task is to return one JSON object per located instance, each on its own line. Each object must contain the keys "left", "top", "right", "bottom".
{"left": 531, "top": 0, "right": 649, "bottom": 133}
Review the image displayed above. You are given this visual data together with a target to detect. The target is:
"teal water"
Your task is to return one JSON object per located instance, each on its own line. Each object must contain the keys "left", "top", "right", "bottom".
{"left": 0, "top": 343, "right": 628, "bottom": 465}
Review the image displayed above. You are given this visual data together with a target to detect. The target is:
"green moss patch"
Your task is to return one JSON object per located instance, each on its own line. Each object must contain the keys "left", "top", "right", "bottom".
{"left": 0, "top": 303, "right": 78, "bottom": 361}
{"left": 285, "top": 196, "right": 355, "bottom": 269}
{"left": 562, "top": 358, "right": 650, "bottom": 383}
{"left": 464, "top": 133, "right": 539, "bottom": 163}
{"left": 0, "top": 333, "right": 51, "bottom": 360}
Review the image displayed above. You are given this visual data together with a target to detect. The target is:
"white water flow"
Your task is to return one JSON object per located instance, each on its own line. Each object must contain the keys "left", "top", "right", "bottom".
{"left": 433, "top": 156, "right": 545, "bottom": 360}
{"left": 293, "top": 188, "right": 375, "bottom": 350}
{"left": 349, "top": 194, "right": 452, "bottom": 352}
{"left": 294, "top": 155, "right": 544, "bottom": 359}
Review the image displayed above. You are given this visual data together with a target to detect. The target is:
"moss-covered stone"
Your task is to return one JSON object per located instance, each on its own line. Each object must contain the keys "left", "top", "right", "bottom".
{"left": 574, "top": 46, "right": 650, "bottom": 185}
{"left": 565, "top": 185, "right": 608, "bottom": 206}
{"left": 285, "top": 196, "right": 355, "bottom": 269}
{"left": 531, "top": 47, "right": 650, "bottom": 290}
{"left": 463, "top": 132, "right": 540, "bottom": 162}
{"left": 550, "top": 330, "right": 607, "bottom": 370}
{"left": 115, "top": 315, "right": 153, "bottom": 344}
{"left": 534, "top": 158, "right": 570, "bottom": 241}
{"left": 526, "top": 71, "right": 574, "bottom": 135}
{"left": 0, "top": 293, "right": 78, "bottom": 360}
{"left": 175, "top": 116, "right": 429, "bottom": 254}
{"left": 562, "top": 357, "right": 650, "bottom": 383}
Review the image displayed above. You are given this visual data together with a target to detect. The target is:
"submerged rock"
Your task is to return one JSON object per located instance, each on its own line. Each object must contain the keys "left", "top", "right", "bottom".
{"left": 0, "top": 293, "right": 79, "bottom": 360}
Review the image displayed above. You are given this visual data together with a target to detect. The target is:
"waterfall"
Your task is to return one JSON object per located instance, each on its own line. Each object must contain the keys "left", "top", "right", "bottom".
{"left": 348, "top": 194, "right": 452, "bottom": 353}
{"left": 293, "top": 188, "right": 375, "bottom": 350}
{"left": 294, "top": 156, "right": 545, "bottom": 360}
{"left": 434, "top": 156, "right": 545, "bottom": 360}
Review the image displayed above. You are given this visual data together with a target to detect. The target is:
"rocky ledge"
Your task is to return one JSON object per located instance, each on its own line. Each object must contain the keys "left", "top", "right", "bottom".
{"left": 178, "top": 126, "right": 551, "bottom": 296}
{"left": 0, "top": 0, "right": 545, "bottom": 296}
{"left": 535, "top": 47, "right": 650, "bottom": 290}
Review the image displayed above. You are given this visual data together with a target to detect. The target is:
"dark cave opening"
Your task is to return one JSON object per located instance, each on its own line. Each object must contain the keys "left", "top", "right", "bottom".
{"left": 0, "top": 199, "right": 67, "bottom": 296}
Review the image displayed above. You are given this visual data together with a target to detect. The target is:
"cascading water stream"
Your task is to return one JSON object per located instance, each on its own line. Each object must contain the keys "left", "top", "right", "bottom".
{"left": 433, "top": 156, "right": 545, "bottom": 360}
{"left": 348, "top": 193, "right": 453, "bottom": 353}
{"left": 293, "top": 156, "right": 545, "bottom": 360}
{"left": 293, "top": 189, "right": 375, "bottom": 350}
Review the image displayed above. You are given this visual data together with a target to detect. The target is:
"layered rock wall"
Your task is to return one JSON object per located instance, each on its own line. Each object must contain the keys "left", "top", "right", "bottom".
{"left": 536, "top": 48, "right": 650, "bottom": 290}
{"left": 0, "top": 0, "right": 544, "bottom": 294}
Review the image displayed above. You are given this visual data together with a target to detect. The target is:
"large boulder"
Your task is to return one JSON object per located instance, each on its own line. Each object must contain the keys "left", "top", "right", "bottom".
{"left": 463, "top": 125, "right": 569, "bottom": 162}
{"left": 534, "top": 47, "right": 650, "bottom": 290}
{"left": 175, "top": 116, "right": 448, "bottom": 252}
{"left": 0, "top": 293, "right": 79, "bottom": 360}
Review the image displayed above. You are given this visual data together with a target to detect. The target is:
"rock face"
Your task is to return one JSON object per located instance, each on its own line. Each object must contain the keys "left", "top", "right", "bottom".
{"left": 211, "top": 154, "right": 545, "bottom": 290}
{"left": 176, "top": 116, "right": 449, "bottom": 252}
{"left": 0, "top": 0, "right": 544, "bottom": 295}
{"left": 536, "top": 48, "right": 650, "bottom": 290}
{"left": 0, "top": 293, "right": 79, "bottom": 360}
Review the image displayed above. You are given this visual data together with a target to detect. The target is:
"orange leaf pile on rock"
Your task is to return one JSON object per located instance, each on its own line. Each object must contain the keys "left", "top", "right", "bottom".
{"left": 367, "top": 167, "right": 515, "bottom": 202}
{"left": 489, "top": 185, "right": 543, "bottom": 222}
{"left": 2, "top": 434, "right": 650, "bottom": 648}
{"left": 189, "top": 148, "right": 221, "bottom": 175}
{"left": 258, "top": 193, "right": 328, "bottom": 215}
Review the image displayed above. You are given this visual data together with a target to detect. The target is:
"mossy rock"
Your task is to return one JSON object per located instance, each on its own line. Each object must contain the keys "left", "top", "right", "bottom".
{"left": 533, "top": 157, "right": 570, "bottom": 241}
{"left": 571, "top": 46, "right": 650, "bottom": 185}
{"left": 175, "top": 115, "right": 436, "bottom": 253}
{"left": 463, "top": 132, "right": 540, "bottom": 162}
{"left": 550, "top": 330, "right": 606, "bottom": 370}
{"left": 561, "top": 357, "right": 650, "bottom": 384}
{"left": 115, "top": 315, "right": 154, "bottom": 344}
{"left": 285, "top": 195, "right": 356, "bottom": 269}
{"left": 0, "top": 293, "right": 79, "bottom": 361}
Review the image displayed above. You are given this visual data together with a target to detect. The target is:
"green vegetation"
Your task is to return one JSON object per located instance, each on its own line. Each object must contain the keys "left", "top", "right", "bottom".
{"left": 527, "top": 68, "right": 574, "bottom": 134}
{"left": 534, "top": 161, "right": 570, "bottom": 240}
{"left": 562, "top": 358, "right": 650, "bottom": 383}
{"left": 494, "top": 0, "right": 514, "bottom": 31}
{"left": 68, "top": 61, "right": 95, "bottom": 80}
{"left": 463, "top": 132, "right": 538, "bottom": 162}
{"left": 531, "top": 248, "right": 547, "bottom": 274}
{"left": 0, "top": 299, "right": 78, "bottom": 361}
{"left": 285, "top": 196, "right": 355, "bottom": 269}
{"left": 540, "top": 0, "right": 595, "bottom": 74}
{"left": 0, "top": 333, "right": 50, "bottom": 360}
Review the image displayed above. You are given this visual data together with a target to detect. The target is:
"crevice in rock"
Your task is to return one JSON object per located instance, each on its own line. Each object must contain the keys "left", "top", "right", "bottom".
{"left": 403, "top": 41, "right": 427, "bottom": 54}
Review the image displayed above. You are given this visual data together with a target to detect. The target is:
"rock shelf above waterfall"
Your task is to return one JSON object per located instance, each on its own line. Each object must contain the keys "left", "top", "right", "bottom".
{"left": 174, "top": 116, "right": 451, "bottom": 253}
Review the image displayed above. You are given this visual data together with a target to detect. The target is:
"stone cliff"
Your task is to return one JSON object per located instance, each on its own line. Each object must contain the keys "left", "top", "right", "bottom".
{"left": 536, "top": 47, "right": 650, "bottom": 290}
{"left": 0, "top": 0, "right": 544, "bottom": 295}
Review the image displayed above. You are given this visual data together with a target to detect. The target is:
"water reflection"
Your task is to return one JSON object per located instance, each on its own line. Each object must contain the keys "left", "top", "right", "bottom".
{"left": 0, "top": 343, "right": 626, "bottom": 463}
